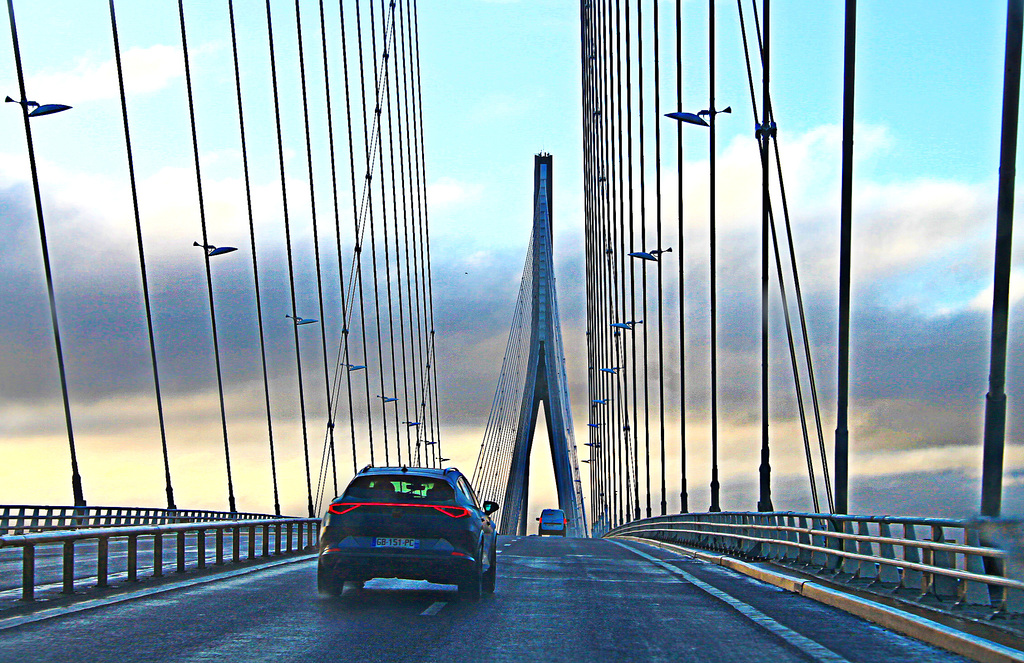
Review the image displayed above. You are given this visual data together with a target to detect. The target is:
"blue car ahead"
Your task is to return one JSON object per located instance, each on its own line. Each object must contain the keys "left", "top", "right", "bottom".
{"left": 537, "top": 508, "right": 567, "bottom": 536}
{"left": 318, "top": 466, "right": 499, "bottom": 600}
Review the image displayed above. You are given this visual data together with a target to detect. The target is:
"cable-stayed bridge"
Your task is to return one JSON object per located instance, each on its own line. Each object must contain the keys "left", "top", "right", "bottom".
{"left": 472, "top": 153, "right": 588, "bottom": 538}
{"left": 2, "top": 1, "right": 1024, "bottom": 661}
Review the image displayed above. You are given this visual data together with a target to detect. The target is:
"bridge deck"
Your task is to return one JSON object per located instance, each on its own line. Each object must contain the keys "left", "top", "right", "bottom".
{"left": 0, "top": 537, "right": 969, "bottom": 662}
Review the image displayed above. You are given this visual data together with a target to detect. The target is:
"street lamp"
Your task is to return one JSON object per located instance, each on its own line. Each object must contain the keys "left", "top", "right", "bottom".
{"left": 5, "top": 96, "right": 72, "bottom": 117}
{"left": 628, "top": 248, "right": 672, "bottom": 262}
{"left": 286, "top": 314, "right": 318, "bottom": 325}
{"left": 193, "top": 241, "right": 237, "bottom": 256}
{"left": 664, "top": 111, "right": 707, "bottom": 126}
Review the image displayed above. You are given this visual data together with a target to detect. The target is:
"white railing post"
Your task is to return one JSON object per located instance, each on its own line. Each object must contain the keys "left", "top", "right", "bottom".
{"left": 856, "top": 520, "right": 877, "bottom": 580}
{"left": 876, "top": 521, "right": 901, "bottom": 585}
{"left": 961, "top": 528, "right": 993, "bottom": 606}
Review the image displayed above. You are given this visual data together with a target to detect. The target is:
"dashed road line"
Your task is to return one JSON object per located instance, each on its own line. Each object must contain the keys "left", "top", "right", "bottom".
{"left": 420, "top": 601, "right": 446, "bottom": 616}
{"left": 613, "top": 541, "right": 852, "bottom": 663}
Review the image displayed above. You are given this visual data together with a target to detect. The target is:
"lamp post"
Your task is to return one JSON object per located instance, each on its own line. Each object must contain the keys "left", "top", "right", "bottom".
{"left": 981, "top": 0, "right": 1024, "bottom": 519}
{"left": 193, "top": 240, "right": 238, "bottom": 513}
{"left": 6, "top": 1, "right": 82, "bottom": 506}
{"left": 666, "top": 92, "right": 727, "bottom": 513}
{"left": 288, "top": 311, "right": 319, "bottom": 517}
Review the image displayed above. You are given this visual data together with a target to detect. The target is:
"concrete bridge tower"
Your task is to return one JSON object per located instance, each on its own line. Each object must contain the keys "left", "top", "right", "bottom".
{"left": 499, "top": 153, "right": 586, "bottom": 537}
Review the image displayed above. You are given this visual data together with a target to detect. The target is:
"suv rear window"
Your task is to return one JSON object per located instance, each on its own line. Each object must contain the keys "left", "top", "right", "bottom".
{"left": 342, "top": 475, "right": 456, "bottom": 505}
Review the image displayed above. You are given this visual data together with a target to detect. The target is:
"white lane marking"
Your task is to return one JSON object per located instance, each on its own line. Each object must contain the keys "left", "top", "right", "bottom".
{"left": 612, "top": 541, "right": 852, "bottom": 663}
{"left": 420, "top": 601, "right": 446, "bottom": 616}
{"left": 0, "top": 553, "right": 317, "bottom": 632}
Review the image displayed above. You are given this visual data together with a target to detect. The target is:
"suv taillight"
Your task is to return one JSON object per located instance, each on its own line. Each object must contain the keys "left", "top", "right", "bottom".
{"left": 328, "top": 502, "right": 469, "bottom": 518}
{"left": 433, "top": 506, "right": 470, "bottom": 518}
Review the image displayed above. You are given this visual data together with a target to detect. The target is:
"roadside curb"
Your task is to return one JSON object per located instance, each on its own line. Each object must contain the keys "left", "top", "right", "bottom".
{"left": 0, "top": 552, "right": 317, "bottom": 632}
{"left": 613, "top": 535, "right": 1024, "bottom": 663}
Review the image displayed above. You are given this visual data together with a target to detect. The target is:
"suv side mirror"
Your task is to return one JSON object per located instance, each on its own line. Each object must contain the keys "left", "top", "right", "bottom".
{"left": 483, "top": 501, "right": 499, "bottom": 515}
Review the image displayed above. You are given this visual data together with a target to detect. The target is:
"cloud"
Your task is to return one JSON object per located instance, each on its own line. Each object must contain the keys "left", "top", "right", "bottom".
{"left": 25, "top": 45, "right": 185, "bottom": 105}
{"left": 970, "top": 271, "right": 1024, "bottom": 311}
{"left": 3, "top": 117, "right": 1024, "bottom": 520}
{"left": 467, "top": 92, "right": 530, "bottom": 125}
{"left": 427, "top": 175, "right": 483, "bottom": 209}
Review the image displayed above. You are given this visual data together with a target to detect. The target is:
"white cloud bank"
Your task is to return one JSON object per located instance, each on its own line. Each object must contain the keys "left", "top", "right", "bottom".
{"left": 26, "top": 44, "right": 185, "bottom": 105}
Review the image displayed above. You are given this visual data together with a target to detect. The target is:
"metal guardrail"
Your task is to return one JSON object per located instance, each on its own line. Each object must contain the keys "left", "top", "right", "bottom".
{"left": 0, "top": 505, "right": 279, "bottom": 534}
{"left": 0, "top": 517, "right": 319, "bottom": 602}
{"left": 607, "top": 512, "right": 1024, "bottom": 614}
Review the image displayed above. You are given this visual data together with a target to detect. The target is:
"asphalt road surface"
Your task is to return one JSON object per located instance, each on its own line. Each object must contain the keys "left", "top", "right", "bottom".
{"left": 0, "top": 536, "right": 968, "bottom": 662}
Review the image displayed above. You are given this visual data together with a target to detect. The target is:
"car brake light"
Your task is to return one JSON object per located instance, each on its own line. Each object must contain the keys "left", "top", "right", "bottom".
{"left": 433, "top": 506, "right": 470, "bottom": 518}
{"left": 328, "top": 502, "right": 469, "bottom": 518}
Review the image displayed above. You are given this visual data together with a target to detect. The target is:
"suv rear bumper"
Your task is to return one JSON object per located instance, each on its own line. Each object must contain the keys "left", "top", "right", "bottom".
{"left": 539, "top": 526, "right": 566, "bottom": 535}
{"left": 319, "top": 548, "right": 476, "bottom": 584}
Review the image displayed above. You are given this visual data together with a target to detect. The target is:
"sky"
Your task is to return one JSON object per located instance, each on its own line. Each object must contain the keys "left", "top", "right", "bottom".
{"left": 2, "top": 1, "right": 1024, "bottom": 523}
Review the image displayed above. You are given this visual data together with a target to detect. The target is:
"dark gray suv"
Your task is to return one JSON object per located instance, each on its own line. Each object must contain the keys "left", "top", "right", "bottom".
{"left": 318, "top": 466, "right": 499, "bottom": 600}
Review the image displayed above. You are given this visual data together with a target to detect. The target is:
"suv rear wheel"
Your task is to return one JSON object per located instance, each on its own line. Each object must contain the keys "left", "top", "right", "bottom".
{"left": 317, "top": 568, "right": 342, "bottom": 597}
{"left": 458, "top": 545, "right": 483, "bottom": 601}
{"left": 483, "top": 544, "right": 496, "bottom": 593}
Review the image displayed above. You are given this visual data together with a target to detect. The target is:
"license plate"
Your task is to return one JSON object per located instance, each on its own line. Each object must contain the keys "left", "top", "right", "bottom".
{"left": 372, "top": 537, "right": 420, "bottom": 549}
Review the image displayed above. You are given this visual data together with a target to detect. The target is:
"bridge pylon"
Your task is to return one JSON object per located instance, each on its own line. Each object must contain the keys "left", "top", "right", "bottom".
{"left": 482, "top": 154, "right": 587, "bottom": 537}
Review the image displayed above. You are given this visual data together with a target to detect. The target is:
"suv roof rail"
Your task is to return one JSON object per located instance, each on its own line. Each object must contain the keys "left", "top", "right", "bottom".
{"left": 358, "top": 464, "right": 372, "bottom": 474}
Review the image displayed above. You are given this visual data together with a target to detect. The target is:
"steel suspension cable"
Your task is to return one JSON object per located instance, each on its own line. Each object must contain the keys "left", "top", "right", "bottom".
{"left": 623, "top": 0, "right": 638, "bottom": 525}
{"left": 742, "top": 0, "right": 832, "bottom": 511}
{"left": 225, "top": 0, "right": 279, "bottom": 514}
{"left": 378, "top": 0, "right": 416, "bottom": 466}
{"left": 637, "top": 0, "right": 652, "bottom": 521}
{"left": 357, "top": 0, "right": 394, "bottom": 465}
{"left": 374, "top": 0, "right": 409, "bottom": 466}
{"left": 318, "top": 0, "right": 359, "bottom": 481}
{"left": 7, "top": 0, "right": 85, "bottom": 507}
{"left": 735, "top": 0, "right": 829, "bottom": 511}
{"left": 602, "top": 0, "right": 617, "bottom": 526}
{"left": 772, "top": 138, "right": 834, "bottom": 512}
{"left": 338, "top": 0, "right": 375, "bottom": 468}
{"left": 179, "top": 0, "right": 236, "bottom": 513}
{"left": 396, "top": 2, "right": 430, "bottom": 466}
{"left": 265, "top": 0, "right": 314, "bottom": 518}
{"left": 676, "top": 0, "right": 688, "bottom": 514}
{"left": 653, "top": 0, "right": 667, "bottom": 517}
{"left": 108, "top": 0, "right": 175, "bottom": 510}
{"left": 293, "top": 0, "right": 340, "bottom": 506}
{"left": 410, "top": 0, "right": 444, "bottom": 467}
{"left": 581, "top": 0, "right": 598, "bottom": 526}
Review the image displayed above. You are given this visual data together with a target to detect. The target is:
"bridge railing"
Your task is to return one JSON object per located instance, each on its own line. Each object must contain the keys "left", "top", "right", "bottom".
{"left": 0, "top": 505, "right": 278, "bottom": 534}
{"left": 607, "top": 512, "right": 1024, "bottom": 614}
{"left": 0, "top": 517, "right": 320, "bottom": 602}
